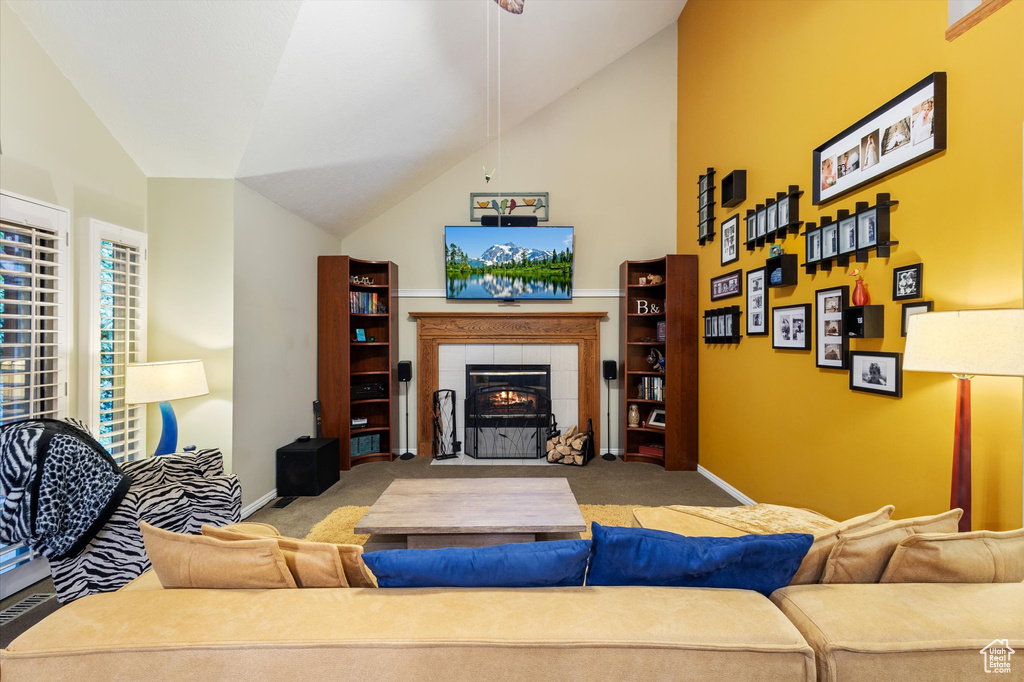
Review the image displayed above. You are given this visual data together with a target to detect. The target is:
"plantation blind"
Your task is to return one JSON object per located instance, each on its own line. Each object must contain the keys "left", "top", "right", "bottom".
{"left": 80, "top": 219, "right": 147, "bottom": 465}
{"left": 0, "top": 190, "right": 70, "bottom": 597}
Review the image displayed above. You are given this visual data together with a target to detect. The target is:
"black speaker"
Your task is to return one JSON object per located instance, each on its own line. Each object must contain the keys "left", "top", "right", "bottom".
{"left": 481, "top": 215, "right": 539, "bottom": 227}
{"left": 603, "top": 360, "right": 617, "bottom": 381}
{"left": 398, "top": 361, "right": 412, "bottom": 382}
{"left": 276, "top": 438, "right": 339, "bottom": 497}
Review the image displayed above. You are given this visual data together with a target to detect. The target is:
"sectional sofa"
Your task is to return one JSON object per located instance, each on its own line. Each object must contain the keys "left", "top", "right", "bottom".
{"left": 2, "top": 504, "right": 1021, "bottom": 681}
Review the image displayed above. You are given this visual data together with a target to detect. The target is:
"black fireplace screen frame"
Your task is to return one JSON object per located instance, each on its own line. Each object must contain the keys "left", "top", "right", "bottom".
{"left": 464, "top": 385, "right": 551, "bottom": 459}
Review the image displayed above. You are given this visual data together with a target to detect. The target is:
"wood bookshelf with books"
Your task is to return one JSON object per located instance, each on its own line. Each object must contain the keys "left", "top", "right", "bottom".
{"left": 619, "top": 255, "right": 698, "bottom": 470}
{"left": 318, "top": 256, "right": 399, "bottom": 470}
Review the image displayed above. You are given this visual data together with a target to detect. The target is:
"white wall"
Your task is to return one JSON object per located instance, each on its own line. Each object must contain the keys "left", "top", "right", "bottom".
{"left": 233, "top": 181, "right": 338, "bottom": 507}
{"left": 340, "top": 25, "right": 679, "bottom": 453}
{"left": 146, "top": 179, "right": 235, "bottom": 468}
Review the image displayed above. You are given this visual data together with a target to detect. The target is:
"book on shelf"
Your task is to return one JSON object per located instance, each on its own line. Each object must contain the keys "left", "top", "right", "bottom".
{"left": 637, "top": 443, "right": 665, "bottom": 457}
{"left": 349, "top": 291, "right": 386, "bottom": 314}
{"left": 637, "top": 375, "right": 665, "bottom": 401}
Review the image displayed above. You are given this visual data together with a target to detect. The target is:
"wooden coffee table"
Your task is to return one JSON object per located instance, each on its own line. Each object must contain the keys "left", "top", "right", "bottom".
{"left": 355, "top": 478, "right": 586, "bottom": 549}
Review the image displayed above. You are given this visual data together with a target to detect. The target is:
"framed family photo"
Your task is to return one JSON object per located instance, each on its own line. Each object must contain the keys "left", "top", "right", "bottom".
{"left": 815, "top": 286, "right": 848, "bottom": 369}
{"left": 772, "top": 303, "right": 811, "bottom": 350}
{"left": 710, "top": 269, "right": 743, "bottom": 301}
{"left": 721, "top": 215, "right": 739, "bottom": 266}
{"left": 746, "top": 267, "right": 767, "bottom": 336}
{"left": 893, "top": 263, "right": 923, "bottom": 300}
{"left": 813, "top": 73, "right": 946, "bottom": 205}
{"left": 849, "top": 351, "right": 903, "bottom": 398}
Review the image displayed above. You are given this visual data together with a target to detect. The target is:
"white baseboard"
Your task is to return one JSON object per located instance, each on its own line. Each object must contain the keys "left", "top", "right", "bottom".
{"left": 698, "top": 465, "right": 756, "bottom": 506}
{"left": 242, "top": 489, "right": 278, "bottom": 519}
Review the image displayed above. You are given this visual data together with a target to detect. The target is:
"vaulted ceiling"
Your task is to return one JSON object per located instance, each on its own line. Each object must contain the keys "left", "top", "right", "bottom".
{"left": 9, "top": 0, "right": 686, "bottom": 236}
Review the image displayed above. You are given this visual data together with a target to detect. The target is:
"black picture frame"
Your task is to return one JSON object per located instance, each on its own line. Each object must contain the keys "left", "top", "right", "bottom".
{"left": 901, "top": 300, "right": 933, "bottom": 336}
{"left": 746, "top": 267, "right": 768, "bottom": 336}
{"left": 815, "top": 286, "right": 849, "bottom": 369}
{"left": 745, "top": 211, "right": 757, "bottom": 246}
{"left": 771, "top": 303, "right": 811, "bottom": 350}
{"left": 893, "top": 263, "right": 923, "bottom": 300}
{"left": 821, "top": 221, "right": 839, "bottom": 260}
{"left": 698, "top": 168, "right": 716, "bottom": 244}
{"left": 814, "top": 72, "right": 946, "bottom": 205}
{"left": 849, "top": 351, "right": 903, "bottom": 398}
{"left": 710, "top": 269, "right": 743, "bottom": 301}
{"left": 804, "top": 225, "right": 822, "bottom": 265}
{"left": 721, "top": 215, "right": 739, "bottom": 266}
{"left": 766, "top": 200, "right": 778, "bottom": 236}
{"left": 838, "top": 215, "right": 857, "bottom": 256}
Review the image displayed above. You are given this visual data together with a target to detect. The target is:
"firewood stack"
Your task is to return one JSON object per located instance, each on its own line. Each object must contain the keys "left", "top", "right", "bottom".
{"left": 546, "top": 424, "right": 588, "bottom": 465}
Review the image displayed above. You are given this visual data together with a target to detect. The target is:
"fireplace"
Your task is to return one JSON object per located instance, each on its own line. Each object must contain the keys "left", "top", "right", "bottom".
{"left": 464, "top": 365, "right": 551, "bottom": 459}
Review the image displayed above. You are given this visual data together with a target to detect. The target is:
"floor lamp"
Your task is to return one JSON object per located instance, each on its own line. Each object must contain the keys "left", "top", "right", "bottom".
{"left": 904, "top": 309, "right": 1024, "bottom": 532}
{"left": 602, "top": 360, "right": 617, "bottom": 461}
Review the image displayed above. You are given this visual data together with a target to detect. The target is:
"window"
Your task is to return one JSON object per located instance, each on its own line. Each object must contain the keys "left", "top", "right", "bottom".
{"left": 80, "top": 219, "right": 147, "bottom": 465}
{"left": 0, "top": 190, "right": 70, "bottom": 598}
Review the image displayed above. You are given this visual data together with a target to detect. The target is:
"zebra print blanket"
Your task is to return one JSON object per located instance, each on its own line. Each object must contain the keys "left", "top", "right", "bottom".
{"left": 0, "top": 419, "right": 130, "bottom": 560}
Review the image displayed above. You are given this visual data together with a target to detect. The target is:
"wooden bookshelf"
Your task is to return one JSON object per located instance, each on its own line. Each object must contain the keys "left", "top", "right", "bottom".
{"left": 317, "top": 256, "right": 399, "bottom": 469}
{"left": 619, "top": 255, "right": 698, "bottom": 470}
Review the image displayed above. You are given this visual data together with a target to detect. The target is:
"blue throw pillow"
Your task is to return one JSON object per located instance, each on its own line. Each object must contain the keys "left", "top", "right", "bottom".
{"left": 362, "top": 539, "right": 591, "bottom": 588}
{"left": 586, "top": 522, "right": 812, "bottom": 596}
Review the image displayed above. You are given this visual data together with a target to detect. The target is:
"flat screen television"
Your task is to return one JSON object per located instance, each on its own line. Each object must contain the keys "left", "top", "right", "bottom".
{"left": 445, "top": 225, "right": 574, "bottom": 301}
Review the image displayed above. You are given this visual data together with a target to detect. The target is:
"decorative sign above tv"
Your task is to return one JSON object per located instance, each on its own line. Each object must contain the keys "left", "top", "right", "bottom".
{"left": 444, "top": 225, "right": 574, "bottom": 301}
{"left": 813, "top": 72, "right": 946, "bottom": 205}
{"left": 470, "top": 192, "right": 549, "bottom": 222}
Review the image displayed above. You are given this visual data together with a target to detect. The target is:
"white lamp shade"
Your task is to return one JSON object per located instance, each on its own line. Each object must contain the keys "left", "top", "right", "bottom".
{"left": 125, "top": 360, "right": 210, "bottom": 404}
{"left": 904, "top": 309, "right": 1024, "bottom": 377}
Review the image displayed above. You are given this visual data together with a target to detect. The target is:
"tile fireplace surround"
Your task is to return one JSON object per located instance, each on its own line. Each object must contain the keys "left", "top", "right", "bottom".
{"left": 409, "top": 313, "right": 606, "bottom": 455}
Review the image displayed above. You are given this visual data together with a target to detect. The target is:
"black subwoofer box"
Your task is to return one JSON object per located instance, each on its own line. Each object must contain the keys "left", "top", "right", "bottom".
{"left": 276, "top": 438, "right": 340, "bottom": 496}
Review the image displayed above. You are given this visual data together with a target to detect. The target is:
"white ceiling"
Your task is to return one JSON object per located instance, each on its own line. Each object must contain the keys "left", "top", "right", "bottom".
{"left": 10, "top": 0, "right": 686, "bottom": 236}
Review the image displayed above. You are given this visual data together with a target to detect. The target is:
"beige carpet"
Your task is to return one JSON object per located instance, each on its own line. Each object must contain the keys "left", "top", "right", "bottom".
{"left": 304, "top": 504, "right": 650, "bottom": 545}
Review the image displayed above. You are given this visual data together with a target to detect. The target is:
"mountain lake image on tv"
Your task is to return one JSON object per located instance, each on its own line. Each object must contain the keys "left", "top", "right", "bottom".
{"left": 445, "top": 225, "right": 574, "bottom": 300}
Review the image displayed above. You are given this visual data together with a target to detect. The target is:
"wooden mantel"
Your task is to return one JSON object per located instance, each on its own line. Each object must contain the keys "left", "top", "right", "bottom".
{"left": 409, "top": 312, "right": 607, "bottom": 456}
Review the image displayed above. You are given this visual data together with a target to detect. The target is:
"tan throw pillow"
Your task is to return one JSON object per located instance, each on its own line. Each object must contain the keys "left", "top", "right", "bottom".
{"left": 880, "top": 528, "right": 1024, "bottom": 583}
{"left": 789, "top": 505, "right": 895, "bottom": 585}
{"left": 821, "top": 509, "right": 963, "bottom": 584}
{"left": 140, "top": 521, "right": 296, "bottom": 589}
{"left": 202, "top": 524, "right": 376, "bottom": 588}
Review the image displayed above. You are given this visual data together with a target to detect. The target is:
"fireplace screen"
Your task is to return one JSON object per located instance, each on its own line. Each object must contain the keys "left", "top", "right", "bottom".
{"left": 464, "top": 365, "right": 551, "bottom": 459}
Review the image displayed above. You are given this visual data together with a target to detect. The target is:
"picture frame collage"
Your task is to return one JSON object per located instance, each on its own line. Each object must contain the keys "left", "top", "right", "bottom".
{"left": 704, "top": 306, "right": 741, "bottom": 344}
{"left": 698, "top": 168, "right": 716, "bottom": 245}
{"left": 745, "top": 185, "right": 803, "bottom": 251}
{"left": 803, "top": 192, "right": 897, "bottom": 274}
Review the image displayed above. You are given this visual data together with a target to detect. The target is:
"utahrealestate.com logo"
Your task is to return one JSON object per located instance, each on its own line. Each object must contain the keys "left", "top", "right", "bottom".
{"left": 980, "top": 640, "right": 1015, "bottom": 674}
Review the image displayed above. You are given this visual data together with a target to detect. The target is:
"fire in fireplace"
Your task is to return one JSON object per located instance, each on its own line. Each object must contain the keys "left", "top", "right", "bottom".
{"left": 465, "top": 365, "right": 551, "bottom": 459}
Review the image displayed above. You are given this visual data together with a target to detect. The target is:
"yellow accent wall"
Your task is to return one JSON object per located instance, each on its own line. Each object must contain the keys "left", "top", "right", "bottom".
{"left": 677, "top": 0, "right": 1023, "bottom": 529}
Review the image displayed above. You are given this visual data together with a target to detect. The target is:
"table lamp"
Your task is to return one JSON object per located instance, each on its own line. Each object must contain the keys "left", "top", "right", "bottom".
{"left": 125, "top": 360, "right": 209, "bottom": 456}
{"left": 904, "top": 309, "right": 1024, "bottom": 531}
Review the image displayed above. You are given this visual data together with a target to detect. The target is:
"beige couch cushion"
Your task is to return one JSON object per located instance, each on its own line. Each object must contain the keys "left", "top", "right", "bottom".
{"left": 1, "top": 585, "right": 815, "bottom": 682}
{"left": 772, "top": 583, "right": 1024, "bottom": 682}
{"left": 202, "top": 523, "right": 376, "bottom": 588}
{"left": 140, "top": 521, "right": 296, "bottom": 589}
{"left": 631, "top": 504, "right": 894, "bottom": 584}
{"left": 880, "top": 528, "right": 1024, "bottom": 583}
{"left": 821, "top": 509, "right": 962, "bottom": 584}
